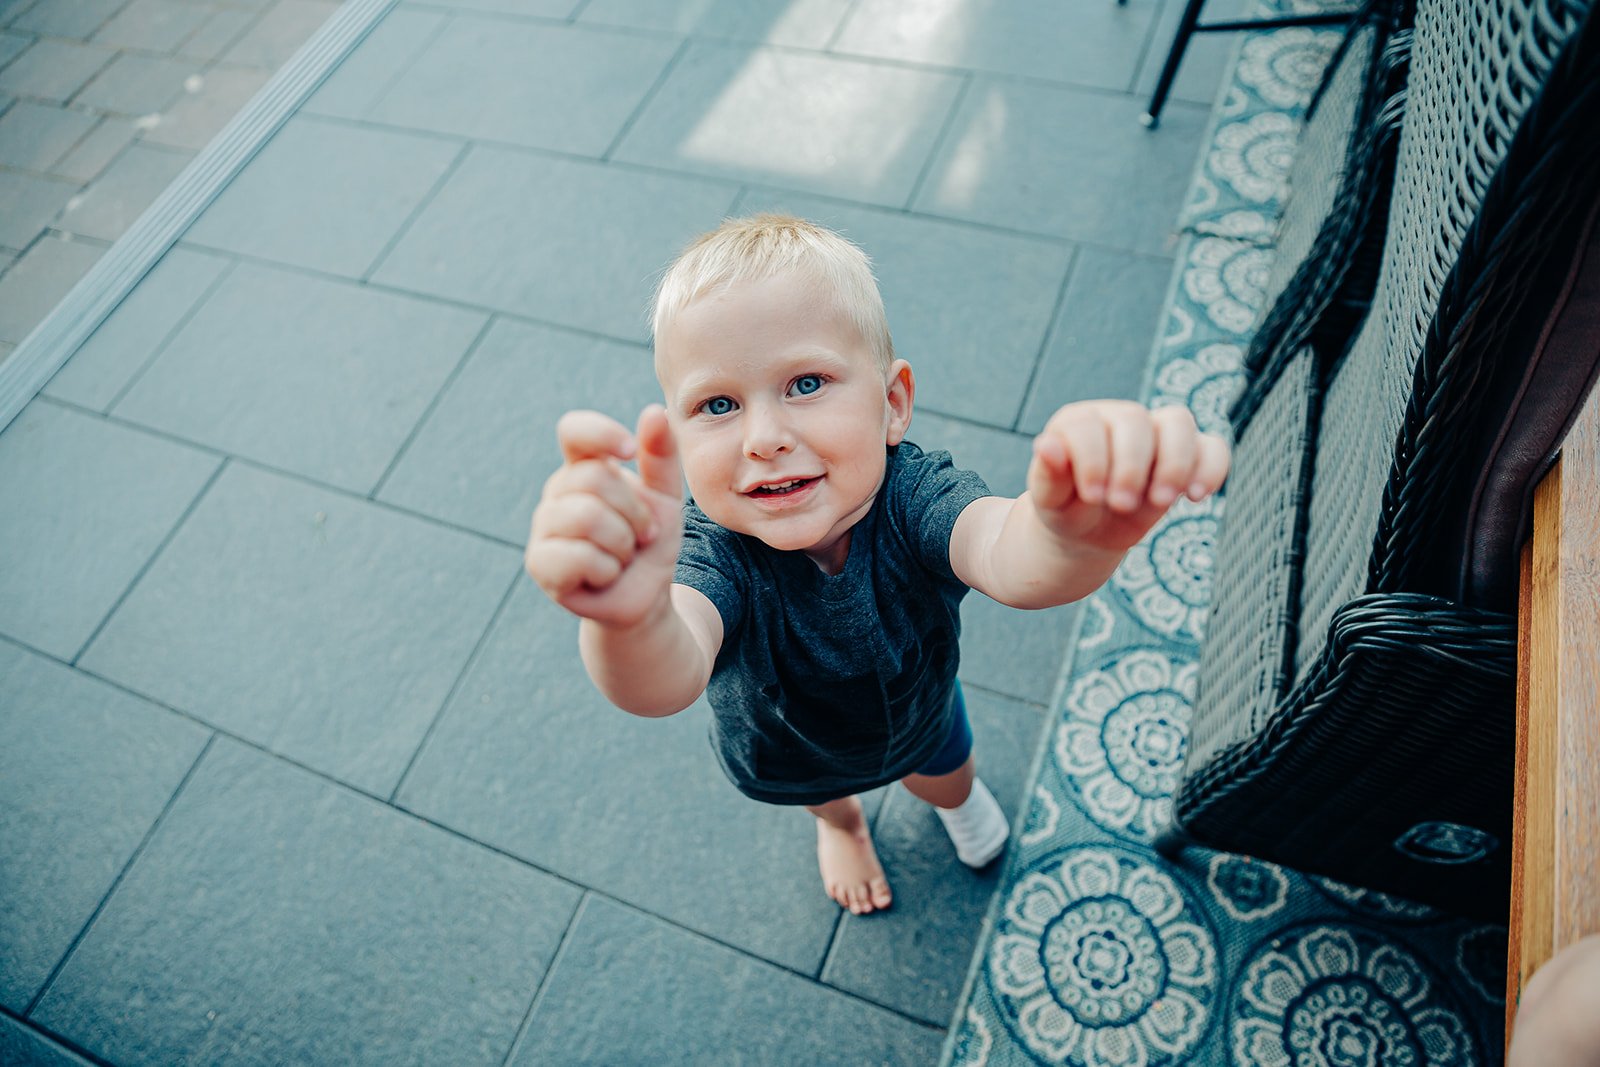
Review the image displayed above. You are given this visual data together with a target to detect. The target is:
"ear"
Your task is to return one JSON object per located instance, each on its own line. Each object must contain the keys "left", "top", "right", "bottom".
{"left": 884, "top": 359, "right": 914, "bottom": 446}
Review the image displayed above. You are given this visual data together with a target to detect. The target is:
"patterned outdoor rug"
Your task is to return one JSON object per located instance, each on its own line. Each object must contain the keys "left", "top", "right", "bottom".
{"left": 944, "top": 13, "right": 1509, "bottom": 1067}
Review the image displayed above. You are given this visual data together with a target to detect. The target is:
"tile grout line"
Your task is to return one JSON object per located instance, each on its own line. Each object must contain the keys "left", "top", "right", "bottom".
{"left": 1010, "top": 244, "right": 1084, "bottom": 433}
{"left": 902, "top": 71, "right": 973, "bottom": 212}
{"left": 349, "top": 6, "right": 456, "bottom": 126}
{"left": 599, "top": 32, "right": 691, "bottom": 163}
{"left": 22, "top": 733, "right": 219, "bottom": 1020}
{"left": 358, "top": 135, "right": 472, "bottom": 285}
{"left": 66, "top": 455, "right": 230, "bottom": 667}
{"left": 498, "top": 891, "right": 591, "bottom": 1067}
{"left": 822, "top": 0, "right": 863, "bottom": 53}
{"left": 386, "top": 565, "right": 521, "bottom": 805}
{"left": 100, "top": 256, "right": 238, "bottom": 414}
{"left": 0, "top": 1003, "right": 118, "bottom": 1066}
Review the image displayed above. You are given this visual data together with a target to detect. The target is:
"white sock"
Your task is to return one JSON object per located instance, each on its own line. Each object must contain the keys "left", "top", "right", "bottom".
{"left": 933, "top": 777, "right": 1009, "bottom": 868}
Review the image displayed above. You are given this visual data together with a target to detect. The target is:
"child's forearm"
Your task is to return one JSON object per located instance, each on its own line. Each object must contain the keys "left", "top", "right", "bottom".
{"left": 973, "top": 493, "right": 1126, "bottom": 610}
{"left": 578, "top": 591, "right": 713, "bottom": 717}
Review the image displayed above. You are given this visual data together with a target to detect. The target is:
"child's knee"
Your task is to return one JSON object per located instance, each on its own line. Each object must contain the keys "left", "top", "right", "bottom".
{"left": 1510, "top": 934, "right": 1600, "bottom": 1066}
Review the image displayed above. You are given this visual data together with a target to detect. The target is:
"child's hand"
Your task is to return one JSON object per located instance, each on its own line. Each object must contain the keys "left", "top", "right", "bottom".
{"left": 1026, "top": 401, "right": 1230, "bottom": 553}
{"left": 525, "top": 405, "right": 684, "bottom": 629}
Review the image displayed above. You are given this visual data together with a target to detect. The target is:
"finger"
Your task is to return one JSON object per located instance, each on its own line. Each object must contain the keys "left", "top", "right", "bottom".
{"left": 635, "top": 404, "right": 683, "bottom": 500}
{"left": 1105, "top": 407, "right": 1157, "bottom": 513}
{"left": 531, "top": 494, "right": 640, "bottom": 566}
{"left": 543, "top": 459, "right": 656, "bottom": 545}
{"left": 1027, "top": 431, "right": 1077, "bottom": 512}
{"left": 1187, "top": 434, "right": 1232, "bottom": 499}
{"left": 524, "top": 538, "right": 623, "bottom": 597}
{"left": 1148, "top": 406, "right": 1200, "bottom": 508}
{"left": 557, "top": 409, "right": 637, "bottom": 465}
{"left": 1051, "top": 408, "right": 1110, "bottom": 506}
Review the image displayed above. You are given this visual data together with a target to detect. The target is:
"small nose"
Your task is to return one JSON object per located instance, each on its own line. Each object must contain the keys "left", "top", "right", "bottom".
{"left": 743, "top": 405, "right": 794, "bottom": 459}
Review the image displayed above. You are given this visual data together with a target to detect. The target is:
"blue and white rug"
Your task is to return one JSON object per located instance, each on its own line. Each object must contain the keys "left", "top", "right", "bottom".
{"left": 945, "top": 16, "right": 1508, "bottom": 1067}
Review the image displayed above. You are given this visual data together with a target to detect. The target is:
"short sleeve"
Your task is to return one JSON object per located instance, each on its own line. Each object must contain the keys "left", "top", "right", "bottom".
{"left": 674, "top": 501, "right": 747, "bottom": 636}
{"left": 884, "top": 442, "right": 992, "bottom": 582}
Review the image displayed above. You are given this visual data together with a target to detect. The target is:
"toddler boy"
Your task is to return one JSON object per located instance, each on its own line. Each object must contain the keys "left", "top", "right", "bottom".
{"left": 525, "top": 215, "right": 1228, "bottom": 914}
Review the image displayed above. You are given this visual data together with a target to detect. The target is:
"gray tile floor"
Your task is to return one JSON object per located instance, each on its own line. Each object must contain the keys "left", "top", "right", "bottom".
{"left": 2, "top": 0, "right": 1245, "bottom": 1061}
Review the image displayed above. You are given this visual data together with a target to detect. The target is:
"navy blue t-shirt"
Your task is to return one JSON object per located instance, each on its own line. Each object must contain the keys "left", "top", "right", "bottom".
{"left": 674, "top": 441, "right": 991, "bottom": 805}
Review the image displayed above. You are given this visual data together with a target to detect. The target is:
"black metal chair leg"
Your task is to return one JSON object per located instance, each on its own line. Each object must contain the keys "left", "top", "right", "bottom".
{"left": 1144, "top": 0, "right": 1208, "bottom": 128}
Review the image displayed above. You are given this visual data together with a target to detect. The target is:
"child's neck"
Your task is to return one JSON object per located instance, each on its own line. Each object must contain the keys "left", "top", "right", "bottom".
{"left": 802, "top": 529, "right": 852, "bottom": 576}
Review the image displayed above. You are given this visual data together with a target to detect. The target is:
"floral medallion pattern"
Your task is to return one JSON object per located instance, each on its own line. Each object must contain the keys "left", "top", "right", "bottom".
{"left": 1230, "top": 925, "right": 1478, "bottom": 1066}
{"left": 990, "top": 847, "right": 1218, "bottom": 1066}
{"left": 950, "top": 7, "right": 1508, "bottom": 1063}
{"left": 1111, "top": 498, "right": 1219, "bottom": 644}
{"left": 1055, "top": 650, "right": 1196, "bottom": 840}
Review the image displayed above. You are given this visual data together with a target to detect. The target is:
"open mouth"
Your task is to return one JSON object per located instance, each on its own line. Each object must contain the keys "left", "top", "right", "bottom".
{"left": 748, "top": 477, "right": 819, "bottom": 497}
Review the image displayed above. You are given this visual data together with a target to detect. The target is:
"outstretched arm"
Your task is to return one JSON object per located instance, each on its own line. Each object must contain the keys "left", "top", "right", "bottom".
{"left": 525, "top": 406, "right": 723, "bottom": 716}
{"left": 950, "top": 402, "right": 1230, "bottom": 610}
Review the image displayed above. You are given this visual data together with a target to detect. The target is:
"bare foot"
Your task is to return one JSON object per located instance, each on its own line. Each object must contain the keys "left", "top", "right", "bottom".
{"left": 811, "top": 800, "right": 893, "bottom": 915}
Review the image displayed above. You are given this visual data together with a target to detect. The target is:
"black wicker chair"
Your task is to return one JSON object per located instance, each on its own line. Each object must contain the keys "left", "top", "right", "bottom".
{"left": 1161, "top": 0, "right": 1599, "bottom": 920}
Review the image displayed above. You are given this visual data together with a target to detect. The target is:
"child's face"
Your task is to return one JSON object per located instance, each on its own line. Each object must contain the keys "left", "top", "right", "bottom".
{"left": 656, "top": 272, "right": 912, "bottom": 569}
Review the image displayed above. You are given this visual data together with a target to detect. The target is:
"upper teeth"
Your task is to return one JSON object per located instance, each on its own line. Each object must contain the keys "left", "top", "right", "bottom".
{"left": 763, "top": 480, "right": 801, "bottom": 490}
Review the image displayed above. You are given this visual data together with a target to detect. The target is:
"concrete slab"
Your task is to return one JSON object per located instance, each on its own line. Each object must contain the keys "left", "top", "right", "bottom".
{"left": 373, "top": 146, "right": 738, "bottom": 341}
{"left": 218, "top": 0, "right": 340, "bottom": 68}
{"left": 0, "top": 170, "right": 77, "bottom": 247}
{"left": 111, "top": 261, "right": 485, "bottom": 493}
{"left": 8, "top": 0, "right": 122, "bottom": 40}
{"left": 396, "top": 583, "right": 876, "bottom": 976}
{"left": 0, "top": 643, "right": 209, "bottom": 1012}
{"left": 78, "top": 464, "right": 518, "bottom": 797}
{"left": 301, "top": 6, "right": 446, "bottom": 121}
{"left": 51, "top": 115, "right": 137, "bottom": 182}
{"left": 32, "top": 738, "right": 579, "bottom": 1066}
{"left": 613, "top": 42, "right": 963, "bottom": 208}
{"left": 184, "top": 116, "right": 462, "bottom": 278}
{"left": 0, "top": 99, "right": 97, "bottom": 172}
{"left": 512, "top": 896, "right": 943, "bottom": 1065}
{"left": 141, "top": 65, "right": 270, "bottom": 152}
{"left": 56, "top": 143, "right": 191, "bottom": 243}
{"left": 0, "top": 237, "right": 102, "bottom": 345}
{"left": 73, "top": 53, "right": 199, "bottom": 116}
{"left": 736, "top": 189, "right": 1072, "bottom": 429}
{"left": 914, "top": 77, "right": 1210, "bottom": 256}
{"left": 823, "top": 687, "right": 1047, "bottom": 1024}
{"left": 0, "top": 401, "right": 219, "bottom": 660}
{"left": 364, "top": 16, "right": 679, "bottom": 156}
{"left": 44, "top": 245, "right": 228, "bottom": 411}
{"left": 0, "top": 1015, "right": 93, "bottom": 1067}
{"left": 376, "top": 317, "right": 660, "bottom": 543}
{"left": 91, "top": 0, "right": 212, "bottom": 55}
{"left": 833, "top": 0, "right": 1160, "bottom": 91}
{"left": 577, "top": 0, "right": 853, "bottom": 49}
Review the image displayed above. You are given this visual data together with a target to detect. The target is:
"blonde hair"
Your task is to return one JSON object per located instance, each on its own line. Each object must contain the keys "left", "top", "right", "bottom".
{"left": 651, "top": 214, "right": 895, "bottom": 374}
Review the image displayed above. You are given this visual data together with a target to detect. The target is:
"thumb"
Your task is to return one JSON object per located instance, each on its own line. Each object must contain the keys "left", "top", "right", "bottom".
{"left": 635, "top": 404, "right": 683, "bottom": 499}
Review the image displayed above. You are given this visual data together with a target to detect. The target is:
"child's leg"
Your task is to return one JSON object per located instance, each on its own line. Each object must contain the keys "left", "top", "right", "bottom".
{"left": 1509, "top": 934, "right": 1600, "bottom": 1066}
{"left": 903, "top": 684, "right": 1010, "bottom": 868}
{"left": 807, "top": 795, "right": 892, "bottom": 915}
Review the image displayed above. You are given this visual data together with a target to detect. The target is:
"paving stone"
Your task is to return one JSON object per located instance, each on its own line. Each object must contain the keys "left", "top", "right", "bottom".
{"left": 1020, "top": 244, "right": 1175, "bottom": 432}
{"left": 184, "top": 116, "right": 461, "bottom": 277}
{"left": 56, "top": 142, "right": 191, "bottom": 242}
{"left": 615, "top": 42, "right": 964, "bottom": 208}
{"left": 0, "top": 341, "right": 14, "bottom": 366}
{"left": 377, "top": 318, "right": 659, "bottom": 542}
{"left": 513, "top": 897, "right": 942, "bottom": 1065}
{"left": 823, "top": 687, "right": 1048, "bottom": 1023}
{"left": 301, "top": 5, "right": 444, "bottom": 120}
{"left": 737, "top": 190, "right": 1072, "bottom": 429}
{"left": 51, "top": 113, "right": 137, "bottom": 181}
{"left": 33, "top": 738, "right": 578, "bottom": 1066}
{"left": 409, "top": 0, "right": 577, "bottom": 16}
{"left": 0, "top": 169, "right": 77, "bottom": 245}
{"left": 174, "top": 5, "right": 256, "bottom": 61}
{"left": 218, "top": 0, "right": 338, "bottom": 67}
{"left": 9, "top": 0, "right": 123, "bottom": 40}
{"left": 92, "top": 0, "right": 212, "bottom": 52}
{"left": 115, "top": 262, "right": 485, "bottom": 492}
{"left": 43, "top": 245, "right": 228, "bottom": 410}
{"left": 79, "top": 464, "right": 519, "bottom": 796}
{"left": 912, "top": 410, "right": 1079, "bottom": 705}
{"left": 0, "top": 100, "right": 96, "bottom": 172}
{"left": 365, "top": 17, "right": 677, "bottom": 156}
{"left": 396, "top": 583, "right": 883, "bottom": 975}
{"left": 0, "top": 40, "right": 115, "bottom": 105}
{"left": 0, "top": 1015, "right": 94, "bottom": 1067}
{"left": 0, "top": 236, "right": 102, "bottom": 345}
{"left": 578, "top": 0, "right": 852, "bottom": 49}
{"left": 833, "top": 0, "right": 1159, "bottom": 91}
{"left": 139, "top": 63, "right": 268, "bottom": 150}
{"left": 374, "top": 146, "right": 738, "bottom": 342}
{"left": 0, "top": 401, "right": 220, "bottom": 659}
{"left": 0, "top": 642, "right": 210, "bottom": 1012}
{"left": 914, "top": 77, "right": 1209, "bottom": 257}
{"left": 0, "top": 28, "right": 31, "bottom": 68}
{"left": 73, "top": 52, "right": 200, "bottom": 115}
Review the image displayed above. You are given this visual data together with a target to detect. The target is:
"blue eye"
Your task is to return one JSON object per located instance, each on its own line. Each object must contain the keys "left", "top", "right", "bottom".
{"left": 791, "top": 375, "right": 823, "bottom": 396}
{"left": 702, "top": 396, "right": 735, "bottom": 416}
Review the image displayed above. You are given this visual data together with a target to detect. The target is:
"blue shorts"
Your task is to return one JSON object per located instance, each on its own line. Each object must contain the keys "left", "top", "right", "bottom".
{"left": 914, "top": 681, "right": 973, "bottom": 777}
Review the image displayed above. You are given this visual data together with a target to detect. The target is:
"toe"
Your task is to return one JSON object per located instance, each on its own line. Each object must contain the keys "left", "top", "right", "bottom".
{"left": 870, "top": 878, "right": 893, "bottom": 910}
